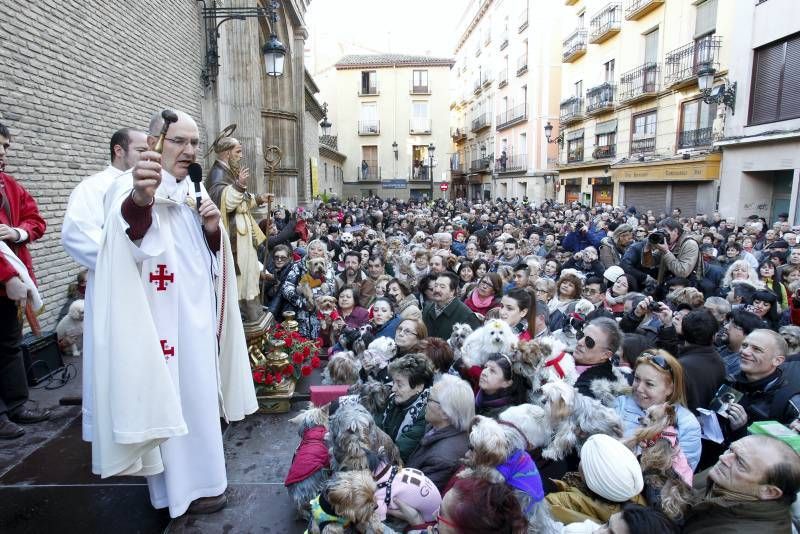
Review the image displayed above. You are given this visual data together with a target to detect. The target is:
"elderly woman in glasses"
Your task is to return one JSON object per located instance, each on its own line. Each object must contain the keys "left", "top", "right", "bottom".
{"left": 406, "top": 375, "right": 474, "bottom": 491}
{"left": 261, "top": 244, "right": 293, "bottom": 317}
{"left": 395, "top": 319, "right": 427, "bottom": 357}
{"left": 464, "top": 272, "right": 503, "bottom": 320}
{"left": 612, "top": 348, "right": 702, "bottom": 471}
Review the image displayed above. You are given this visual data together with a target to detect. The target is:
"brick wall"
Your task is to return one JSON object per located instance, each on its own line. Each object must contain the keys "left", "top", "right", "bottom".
{"left": 0, "top": 0, "right": 206, "bottom": 329}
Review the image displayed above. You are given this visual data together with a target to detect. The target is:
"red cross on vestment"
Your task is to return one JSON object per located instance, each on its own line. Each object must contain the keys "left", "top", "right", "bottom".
{"left": 160, "top": 340, "right": 175, "bottom": 360}
{"left": 149, "top": 264, "right": 174, "bottom": 291}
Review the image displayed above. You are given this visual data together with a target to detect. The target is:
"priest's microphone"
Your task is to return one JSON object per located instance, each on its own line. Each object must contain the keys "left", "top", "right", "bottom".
{"left": 188, "top": 163, "right": 203, "bottom": 214}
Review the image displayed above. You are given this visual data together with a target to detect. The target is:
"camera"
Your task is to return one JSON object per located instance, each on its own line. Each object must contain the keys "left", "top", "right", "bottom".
{"left": 647, "top": 301, "right": 662, "bottom": 312}
{"left": 648, "top": 231, "right": 667, "bottom": 245}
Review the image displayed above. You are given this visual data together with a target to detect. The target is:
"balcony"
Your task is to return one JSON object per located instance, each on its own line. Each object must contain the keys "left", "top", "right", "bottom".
{"left": 410, "top": 118, "right": 432, "bottom": 135}
{"left": 665, "top": 36, "right": 722, "bottom": 88}
{"left": 630, "top": 136, "right": 656, "bottom": 154}
{"left": 500, "top": 32, "right": 509, "bottom": 50}
{"left": 411, "top": 164, "right": 432, "bottom": 181}
{"left": 496, "top": 103, "right": 528, "bottom": 130}
{"left": 562, "top": 29, "right": 588, "bottom": 63}
{"left": 358, "top": 85, "right": 379, "bottom": 96}
{"left": 358, "top": 161, "right": 380, "bottom": 181}
{"left": 450, "top": 127, "right": 467, "bottom": 142}
{"left": 567, "top": 146, "right": 584, "bottom": 164}
{"left": 450, "top": 161, "right": 465, "bottom": 175}
{"left": 471, "top": 112, "right": 491, "bottom": 132}
{"left": 498, "top": 68, "right": 508, "bottom": 88}
{"left": 470, "top": 157, "right": 491, "bottom": 172}
{"left": 618, "top": 63, "right": 660, "bottom": 103}
{"left": 586, "top": 83, "right": 615, "bottom": 115}
{"left": 410, "top": 81, "right": 431, "bottom": 94}
{"left": 516, "top": 54, "right": 528, "bottom": 76}
{"left": 624, "top": 0, "right": 664, "bottom": 20}
{"left": 519, "top": 10, "right": 529, "bottom": 32}
{"left": 497, "top": 153, "right": 527, "bottom": 173}
{"left": 473, "top": 77, "right": 483, "bottom": 95}
{"left": 589, "top": 3, "right": 621, "bottom": 44}
{"left": 482, "top": 70, "right": 492, "bottom": 87}
{"left": 560, "top": 96, "right": 585, "bottom": 125}
{"left": 678, "top": 127, "right": 713, "bottom": 149}
{"left": 358, "top": 120, "right": 380, "bottom": 135}
{"left": 593, "top": 144, "right": 617, "bottom": 159}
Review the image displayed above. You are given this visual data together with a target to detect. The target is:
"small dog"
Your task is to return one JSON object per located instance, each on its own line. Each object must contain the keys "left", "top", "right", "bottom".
{"left": 322, "top": 351, "right": 360, "bottom": 385}
{"left": 338, "top": 326, "right": 374, "bottom": 356}
{"left": 359, "top": 337, "right": 397, "bottom": 376}
{"left": 627, "top": 403, "right": 693, "bottom": 519}
{"left": 448, "top": 322, "right": 473, "bottom": 361}
{"left": 316, "top": 296, "right": 340, "bottom": 323}
{"left": 299, "top": 256, "right": 330, "bottom": 305}
{"left": 540, "top": 380, "right": 623, "bottom": 461}
{"left": 306, "top": 470, "right": 384, "bottom": 534}
{"left": 285, "top": 404, "right": 331, "bottom": 519}
{"left": 326, "top": 403, "right": 401, "bottom": 472}
{"left": 344, "top": 378, "right": 392, "bottom": 417}
{"left": 56, "top": 299, "right": 85, "bottom": 357}
{"left": 461, "top": 320, "right": 518, "bottom": 367}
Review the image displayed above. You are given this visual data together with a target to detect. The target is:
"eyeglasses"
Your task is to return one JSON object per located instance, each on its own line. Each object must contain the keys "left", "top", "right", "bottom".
{"left": 638, "top": 352, "right": 673, "bottom": 377}
{"left": 397, "top": 328, "right": 418, "bottom": 337}
{"left": 165, "top": 136, "right": 200, "bottom": 148}
{"left": 578, "top": 334, "right": 610, "bottom": 353}
{"left": 478, "top": 279, "right": 493, "bottom": 288}
{"left": 273, "top": 255, "right": 288, "bottom": 261}
{"left": 582, "top": 288, "right": 600, "bottom": 296}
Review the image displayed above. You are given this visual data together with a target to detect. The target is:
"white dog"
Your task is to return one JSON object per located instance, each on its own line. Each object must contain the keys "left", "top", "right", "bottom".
{"left": 360, "top": 337, "right": 397, "bottom": 373}
{"left": 536, "top": 335, "right": 578, "bottom": 385}
{"left": 448, "top": 322, "right": 473, "bottom": 360}
{"left": 56, "top": 299, "right": 85, "bottom": 357}
{"left": 461, "top": 320, "right": 517, "bottom": 367}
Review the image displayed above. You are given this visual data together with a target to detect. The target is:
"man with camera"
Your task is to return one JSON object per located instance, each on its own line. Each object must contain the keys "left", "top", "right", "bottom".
{"left": 562, "top": 218, "right": 605, "bottom": 253}
{"left": 620, "top": 218, "right": 700, "bottom": 296}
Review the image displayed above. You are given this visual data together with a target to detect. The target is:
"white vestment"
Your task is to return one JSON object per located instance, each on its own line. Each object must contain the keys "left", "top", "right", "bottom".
{"left": 92, "top": 171, "right": 257, "bottom": 518}
{"left": 61, "top": 164, "right": 125, "bottom": 442}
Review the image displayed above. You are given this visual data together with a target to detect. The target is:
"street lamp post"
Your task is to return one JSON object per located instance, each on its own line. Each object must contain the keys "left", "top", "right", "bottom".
{"left": 428, "top": 142, "right": 436, "bottom": 201}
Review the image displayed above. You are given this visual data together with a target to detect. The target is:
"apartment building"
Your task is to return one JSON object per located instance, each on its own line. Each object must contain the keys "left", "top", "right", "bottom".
{"left": 716, "top": 0, "right": 800, "bottom": 224}
{"left": 332, "top": 54, "right": 454, "bottom": 200}
{"left": 555, "top": 0, "right": 730, "bottom": 214}
{"left": 450, "top": 0, "right": 561, "bottom": 202}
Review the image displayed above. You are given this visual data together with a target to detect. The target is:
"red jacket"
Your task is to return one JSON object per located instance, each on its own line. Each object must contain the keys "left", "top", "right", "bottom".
{"left": 284, "top": 426, "right": 330, "bottom": 485}
{"left": 0, "top": 172, "right": 46, "bottom": 284}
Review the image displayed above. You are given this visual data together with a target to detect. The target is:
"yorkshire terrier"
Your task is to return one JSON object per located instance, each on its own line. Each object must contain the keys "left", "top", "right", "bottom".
{"left": 447, "top": 322, "right": 473, "bottom": 361}
{"left": 326, "top": 403, "right": 401, "bottom": 472}
{"left": 285, "top": 404, "right": 331, "bottom": 520}
{"left": 299, "top": 256, "right": 330, "bottom": 305}
{"left": 306, "top": 470, "right": 384, "bottom": 534}
{"left": 322, "top": 351, "right": 360, "bottom": 386}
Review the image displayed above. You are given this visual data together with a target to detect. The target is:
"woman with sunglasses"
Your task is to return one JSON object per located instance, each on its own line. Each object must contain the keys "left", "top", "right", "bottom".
{"left": 261, "top": 244, "right": 293, "bottom": 317}
{"left": 612, "top": 349, "right": 702, "bottom": 471}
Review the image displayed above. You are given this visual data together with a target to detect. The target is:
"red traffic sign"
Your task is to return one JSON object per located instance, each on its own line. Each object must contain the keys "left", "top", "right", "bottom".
{"left": 439, "top": 183, "right": 449, "bottom": 191}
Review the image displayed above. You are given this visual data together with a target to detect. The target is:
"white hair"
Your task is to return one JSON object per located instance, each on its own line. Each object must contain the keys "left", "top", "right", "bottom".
{"left": 431, "top": 374, "right": 475, "bottom": 432}
{"left": 722, "top": 259, "right": 760, "bottom": 289}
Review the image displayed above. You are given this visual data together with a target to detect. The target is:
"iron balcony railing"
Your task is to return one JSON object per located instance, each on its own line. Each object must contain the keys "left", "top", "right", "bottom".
{"left": 589, "top": 3, "right": 621, "bottom": 43}
{"left": 593, "top": 144, "right": 617, "bottom": 159}
{"left": 470, "top": 157, "right": 491, "bottom": 172}
{"left": 409, "top": 118, "right": 432, "bottom": 134}
{"left": 358, "top": 162, "right": 380, "bottom": 180}
{"left": 450, "top": 127, "right": 467, "bottom": 141}
{"left": 678, "top": 127, "right": 713, "bottom": 149}
{"left": 665, "top": 36, "right": 722, "bottom": 87}
{"left": 500, "top": 32, "right": 509, "bottom": 50}
{"left": 410, "top": 81, "right": 431, "bottom": 94}
{"left": 516, "top": 54, "right": 528, "bottom": 75}
{"left": 618, "top": 63, "right": 660, "bottom": 103}
{"left": 496, "top": 103, "right": 528, "bottom": 130}
{"left": 471, "top": 112, "right": 491, "bottom": 132}
{"left": 624, "top": 0, "right": 664, "bottom": 20}
{"left": 410, "top": 165, "right": 431, "bottom": 181}
{"left": 519, "top": 9, "right": 529, "bottom": 32}
{"left": 450, "top": 161, "right": 465, "bottom": 174}
{"left": 567, "top": 146, "right": 584, "bottom": 163}
{"left": 496, "top": 153, "right": 527, "bottom": 173}
{"left": 473, "top": 77, "right": 482, "bottom": 94}
{"left": 560, "top": 97, "right": 585, "bottom": 125}
{"left": 630, "top": 136, "right": 656, "bottom": 154}
{"left": 586, "top": 83, "right": 615, "bottom": 114}
{"left": 357, "top": 120, "right": 380, "bottom": 135}
{"left": 498, "top": 68, "right": 508, "bottom": 87}
{"left": 562, "top": 29, "right": 588, "bottom": 62}
{"left": 359, "top": 85, "right": 379, "bottom": 96}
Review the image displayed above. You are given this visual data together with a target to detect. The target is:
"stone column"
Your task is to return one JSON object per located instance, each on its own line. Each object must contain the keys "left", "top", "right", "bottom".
{"left": 293, "top": 28, "right": 309, "bottom": 207}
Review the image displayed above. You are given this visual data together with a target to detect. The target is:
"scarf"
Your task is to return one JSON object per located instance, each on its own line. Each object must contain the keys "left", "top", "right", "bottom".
{"left": 469, "top": 290, "right": 495, "bottom": 309}
{"left": 496, "top": 449, "right": 545, "bottom": 514}
{"left": 383, "top": 389, "right": 430, "bottom": 441}
{"left": 475, "top": 389, "right": 513, "bottom": 411}
{"left": 605, "top": 289, "right": 626, "bottom": 305}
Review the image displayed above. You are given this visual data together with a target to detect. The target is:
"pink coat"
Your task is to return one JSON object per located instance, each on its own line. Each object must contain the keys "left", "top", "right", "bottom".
{"left": 640, "top": 426, "right": 693, "bottom": 486}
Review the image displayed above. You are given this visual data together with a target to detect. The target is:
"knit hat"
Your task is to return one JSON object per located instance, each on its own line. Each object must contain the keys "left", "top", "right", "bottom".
{"left": 603, "top": 265, "right": 625, "bottom": 284}
{"left": 579, "top": 434, "right": 643, "bottom": 502}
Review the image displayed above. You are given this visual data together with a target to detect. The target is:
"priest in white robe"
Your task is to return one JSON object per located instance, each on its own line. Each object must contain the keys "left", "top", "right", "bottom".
{"left": 61, "top": 127, "right": 148, "bottom": 442}
{"left": 91, "top": 111, "right": 257, "bottom": 517}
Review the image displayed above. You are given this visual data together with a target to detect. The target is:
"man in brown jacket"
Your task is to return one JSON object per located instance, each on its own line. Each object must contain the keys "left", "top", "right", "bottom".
{"left": 683, "top": 434, "right": 800, "bottom": 533}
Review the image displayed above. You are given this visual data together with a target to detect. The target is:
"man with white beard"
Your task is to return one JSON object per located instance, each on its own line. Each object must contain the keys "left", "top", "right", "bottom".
{"left": 62, "top": 127, "right": 148, "bottom": 442}
{"left": 90, "top": 110, "right": 256, "bottom": 517}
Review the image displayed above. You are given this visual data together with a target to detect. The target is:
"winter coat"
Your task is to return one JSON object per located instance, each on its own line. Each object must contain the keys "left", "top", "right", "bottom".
{"left": 574, "top": 360, "right": 617, "bottom": 401}
{"left": 284, "top": 426, "right": 330, "bottom": 485}
{"left": 657, "top": 231, "right": 700, "bottom": 285}
{"left": 422, "top": 298, "right": 481, "bottom": 340}
{"left": 546, "top": 479, "right": 646, "bottom": 525}
{"left": 396, "top": 293, "right": 422, "bottom": 321}
{"left": 373, "top": 315, "right": 402, "bottom": 340}
{"left": 613, "top": 395, "right": 702, "bottom": 470}
{"left": 598, "top": 237, "right": 624, "bottom": 270}
{"left": 683, "top": 470, "right": 793, "bottom": 534}
{"left": 677, "top": 344, "right": 726, "bottom": 413}
{"left": 406, "top": 425, "right": 469, "bottom": 491}
{"left": 723, "top": 369, "right": 800, "bottom": 443}
{"left": 377, "top": 390, "right": 429, "bottom": 462}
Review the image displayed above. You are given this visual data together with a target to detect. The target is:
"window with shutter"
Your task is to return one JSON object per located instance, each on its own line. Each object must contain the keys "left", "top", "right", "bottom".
{"left": 694, "top": 0, "right": 717, "bottom": 39}
{"left": 750, "top": 33, "right": 800, "bottom": 125}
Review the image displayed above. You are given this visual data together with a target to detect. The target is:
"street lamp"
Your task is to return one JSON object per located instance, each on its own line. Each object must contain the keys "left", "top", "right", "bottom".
{"left": 428, "top": 142, "right": 436, "bottom": 201}
{"left": 320, "top": 102, "right": 331, "bottom": 135}
{"left": 544, "top": 121, "right": 563, "bottom": 146}
{"left": 392, "top": 141, "right": 398, "bottom": 160}
{"left": 696, "top": 65, "right": 737, "bottom": 114}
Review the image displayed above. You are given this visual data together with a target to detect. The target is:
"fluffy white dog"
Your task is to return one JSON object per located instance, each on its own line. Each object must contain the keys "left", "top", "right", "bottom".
{"left": 461, "top": 320, "right": 517, "bottom": 367}
{"left": 56, "top": 299, "right": 85, "bottom": 357}
{"left": 359, "top": 336, "right": 397, "bottom": 373}
{"left": 447, "top": 322, "right": 473, "bottom": 360}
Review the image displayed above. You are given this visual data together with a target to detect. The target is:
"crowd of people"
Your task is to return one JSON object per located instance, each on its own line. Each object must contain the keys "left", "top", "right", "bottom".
{"left": 268, "top": 194, "right": 800, "bottom": 533}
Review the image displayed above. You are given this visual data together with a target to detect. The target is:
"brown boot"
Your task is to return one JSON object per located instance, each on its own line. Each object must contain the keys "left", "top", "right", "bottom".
{"left": 0, "top": 414, "right": 25, "bottom": 439}
{"left": 187, "top": 494, "right": 227, "bottom": 514}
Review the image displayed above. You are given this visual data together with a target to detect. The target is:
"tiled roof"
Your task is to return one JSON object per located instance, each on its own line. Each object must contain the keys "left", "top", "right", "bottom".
{"left": 335, "top": 54, "right": 455, "bottom": 69}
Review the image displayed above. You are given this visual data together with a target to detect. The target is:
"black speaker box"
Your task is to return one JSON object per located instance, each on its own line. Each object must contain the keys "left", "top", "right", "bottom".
{"left": 20, "top": 331, "right": 64, "bottom": 386}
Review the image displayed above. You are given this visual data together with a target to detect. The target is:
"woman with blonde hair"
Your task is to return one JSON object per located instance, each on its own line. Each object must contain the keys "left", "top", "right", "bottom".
{"left": 721, "top": 259, "right": 761, "bottom": 292}
{"left": 612, "top": 349, "right": 702, "bottom": 470}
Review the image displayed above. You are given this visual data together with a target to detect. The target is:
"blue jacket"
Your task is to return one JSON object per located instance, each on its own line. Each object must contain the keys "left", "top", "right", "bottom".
{"left": 613, "top": 394, "right": 702, "bottom": 471}
{"left": 373, "top": 315, "right": 402, "bottom": 340}
{"left": 562, "top": 226, "right": 606, "bottom": 253}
